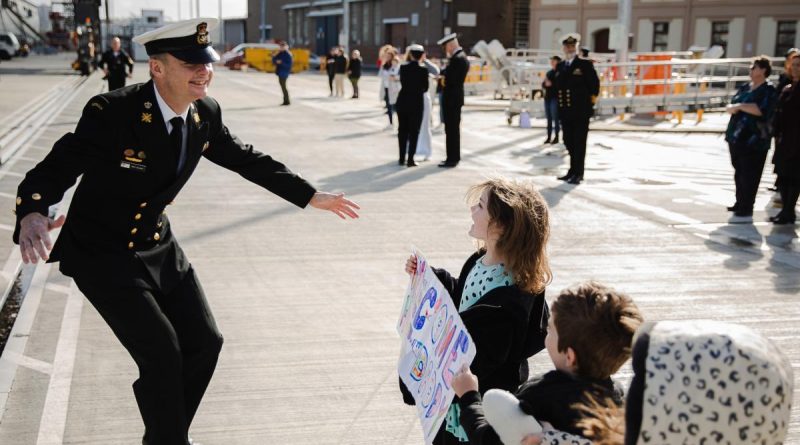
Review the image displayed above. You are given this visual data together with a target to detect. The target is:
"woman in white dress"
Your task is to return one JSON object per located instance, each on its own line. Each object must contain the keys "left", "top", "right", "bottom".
{"left": 415, "top": 54, "right": 440, "bottom": 161}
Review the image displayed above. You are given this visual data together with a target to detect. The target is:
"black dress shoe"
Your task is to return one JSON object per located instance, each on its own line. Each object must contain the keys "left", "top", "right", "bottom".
{"left": 726, "top": 205, "right": 738, "bottom": 212}
{"left": 567, "top": 176, "right": 582, "bottom": 185}
{"left": 551, "top": 136, "right": 559, "bottom": 144}
{"left": 543, "top": 137, "right": 551, "bottom": 144}
{"left": 557, "top": 174, "right": 571, "bottom": 181}
{"left": 770, "top": 214, "right": 796, "bottom": 224}
{"left": 438, "top": 161, "right": 458, "bottom": 168}
{"left": 407, "top": 161, "right": 418, "bottom": 167}
{"left": 398, "top": 159, "right": 405, "bottom": 165}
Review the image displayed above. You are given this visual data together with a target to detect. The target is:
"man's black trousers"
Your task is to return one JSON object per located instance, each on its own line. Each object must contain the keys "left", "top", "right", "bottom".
{"left": 74, "top": 267, "right": 223, "bottom": 445}
{"left": 561, "top": 117, "right": 590, "bottom": 178}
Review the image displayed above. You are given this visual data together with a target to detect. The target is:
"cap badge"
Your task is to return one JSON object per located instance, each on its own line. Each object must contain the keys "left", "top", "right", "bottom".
{"left": 144, "top": 101, "right": 152, "bottom": 109}
{"left": 196, "top": 22, "right": 209, "bottom": 45}
{"left": 141, "top": 112, "right": 153, "bottom": 123}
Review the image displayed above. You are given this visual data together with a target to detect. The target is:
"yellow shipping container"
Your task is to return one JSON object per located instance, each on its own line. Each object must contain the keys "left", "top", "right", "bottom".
{"left": 244, "top": 48, "right": 310, "bottom": 73}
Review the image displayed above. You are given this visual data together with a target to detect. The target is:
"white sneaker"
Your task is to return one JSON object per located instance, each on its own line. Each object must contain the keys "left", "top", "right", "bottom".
{"left": 728, "top": 214, "right": 753, "bottom": 224}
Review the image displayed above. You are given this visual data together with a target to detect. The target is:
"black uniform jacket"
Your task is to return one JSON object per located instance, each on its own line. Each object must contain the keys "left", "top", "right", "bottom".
{"left": 441, "top": 49, "right": 470, "bottom": 108}
{"left": 14, "top": 80, "right": 316, "bottom": 292}
{"left": 400, "top": 251, "right": 549, "bottom": 404}
{"left": 98, "top": 49, "right": 133, "bottom": 78}
{"left": 395, "top": 62, "right": 430, "bottom": 115}
{"left": 458, "top": 370, "right": 625, "bottom": 444}
{"left": 554, "top": 57, "right": 599, "bottom": 120}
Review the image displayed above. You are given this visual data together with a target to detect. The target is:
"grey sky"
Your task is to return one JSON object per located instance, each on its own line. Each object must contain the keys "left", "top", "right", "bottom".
{"left": 36, "top": 0, "right": 248, "bottom": 21}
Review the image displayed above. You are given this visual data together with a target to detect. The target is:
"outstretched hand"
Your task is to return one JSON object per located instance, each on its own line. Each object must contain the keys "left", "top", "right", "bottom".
{"left": 18, "top": 212, "right": 66, "bottom": 264}
{"left": 309, "top": 192, "right": 360, "bottom": 219}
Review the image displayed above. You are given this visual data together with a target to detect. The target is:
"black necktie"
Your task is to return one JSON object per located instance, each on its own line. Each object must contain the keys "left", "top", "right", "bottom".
{"left": 169, "top": 117, "right": 184, "bottom": 174}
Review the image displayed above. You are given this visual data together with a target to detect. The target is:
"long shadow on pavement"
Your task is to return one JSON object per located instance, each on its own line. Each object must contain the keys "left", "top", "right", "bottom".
{"left": 704, "top": 224, "right": 765, "bottom": 271}
{"left": 316, "top": 160, "right": 447, "bottom": 195}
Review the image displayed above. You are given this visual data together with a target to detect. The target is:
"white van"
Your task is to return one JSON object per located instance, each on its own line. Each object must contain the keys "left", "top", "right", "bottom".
{"left": 0, "top": 33, "right": 21, "bottom": 60}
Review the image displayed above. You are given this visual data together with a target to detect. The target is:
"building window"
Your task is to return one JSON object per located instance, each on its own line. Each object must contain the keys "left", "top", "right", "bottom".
{"left": 362, "top": 2, "right": 370, "bottom": 46}
{"left": 287, "top": 9, "right": 294, "bottom": 44}
{"left": 652, "top": 21, "right": 669, "bottom": 51}
{"left": 776, "top": 21, "right": 797, "bottom": 56}
{"left": 374, "top": 1, "right": 382, "bottom": 46}
{"left": 711, "top": 21, "right": 729, "bottom": 56}
{"left": 513, "top": 0, "right": 529, "bottom": 48}
{"left": 350, "top": 2, "right": 360, "bottom": 45}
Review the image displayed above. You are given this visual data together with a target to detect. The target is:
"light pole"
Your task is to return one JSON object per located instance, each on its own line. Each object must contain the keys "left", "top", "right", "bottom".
{"left": 218, "top": 0, "right": 224, "bottom": 50}
{"left": 616, "top": 0, "right": 631, "bottom": 63}
{"left": 342, "top": 0, "right": 350, "bottom": 54}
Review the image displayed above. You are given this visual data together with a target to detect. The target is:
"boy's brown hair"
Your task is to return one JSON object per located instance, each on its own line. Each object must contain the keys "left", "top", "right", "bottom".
{"left": 552, "top": 282, "right": 643, "bottom": 380}
{"left": 467, "top": 178, "right": 552, "bottom": 294}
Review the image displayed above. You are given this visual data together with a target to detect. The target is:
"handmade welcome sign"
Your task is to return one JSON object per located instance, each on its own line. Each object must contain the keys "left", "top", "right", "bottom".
{"left": 397, "top": 250, "right": 476, "bottom": 444}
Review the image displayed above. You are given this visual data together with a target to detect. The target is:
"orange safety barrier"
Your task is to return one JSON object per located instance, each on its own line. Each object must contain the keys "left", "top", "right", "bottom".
{"left": 635, "top": 54, "right": 671, "bottom": 95}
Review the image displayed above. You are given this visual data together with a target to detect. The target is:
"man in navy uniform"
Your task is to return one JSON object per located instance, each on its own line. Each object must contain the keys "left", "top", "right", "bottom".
{"left": 436, "top": 33, "right": 469, "bottom": 168}
{"left": 97, "top": 36, "right": 134, "bottom": 91}
{"left": 13, "top": 18, "right": 359, "bottom": 445}
{"left": 555, "top": 33, "right": 599, "bottom": 185}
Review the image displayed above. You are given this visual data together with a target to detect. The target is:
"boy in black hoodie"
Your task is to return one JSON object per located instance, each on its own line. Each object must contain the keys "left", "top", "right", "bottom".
{"left": 452, "top": 282, "right": 643, "bottom": 444}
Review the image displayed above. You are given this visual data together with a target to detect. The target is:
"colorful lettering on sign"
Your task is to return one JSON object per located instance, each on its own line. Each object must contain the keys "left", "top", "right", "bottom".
{"left": 409, "top": 340, "right": 428, "bottom": 382}
{"left": 413, "top": 287, "right": 438, "bottom": 331}
{"left": 441, "top": 330, "right": 471, "bottom": 389}
{"left": 430, "top": 304, "right": 449, "bottom": 345}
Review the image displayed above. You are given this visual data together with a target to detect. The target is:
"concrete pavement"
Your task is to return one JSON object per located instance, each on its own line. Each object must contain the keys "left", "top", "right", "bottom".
{"left": 0, "top": 55, "right": 797, "bottom": 444}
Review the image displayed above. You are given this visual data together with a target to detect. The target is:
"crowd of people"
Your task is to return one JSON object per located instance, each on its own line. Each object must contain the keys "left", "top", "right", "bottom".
{"left": 726, "top": 48, "right": 800, "bottom": 225}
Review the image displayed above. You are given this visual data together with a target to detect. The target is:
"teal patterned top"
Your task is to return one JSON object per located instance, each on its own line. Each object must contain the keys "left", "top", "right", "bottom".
{"left": 445, "top": 255, "right": 514, "bottom": 442}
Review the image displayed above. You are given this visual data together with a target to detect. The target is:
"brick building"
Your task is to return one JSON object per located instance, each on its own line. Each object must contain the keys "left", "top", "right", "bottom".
{"left": 245, "top": 0, "right": 799, "bottom": 63}
{"left": 245, "top": 0, "right": 530, "bottom": 62}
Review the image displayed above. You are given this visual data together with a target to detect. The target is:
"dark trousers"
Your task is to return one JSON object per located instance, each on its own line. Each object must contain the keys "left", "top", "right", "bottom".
{"left": 443, "top": 103, "right": 463, "bottom": 163}
{"left": 384, "top": 88, "right": 395, "bottom": 125}
{"left": 327, "top": 72, "right": 335, "bottom": 93}
{"left": 397, "top": 109, "right": 422, "bottom": 163}
{"left": 278, "top": 76, "right": 290, "bottom": 104}
{"left": 561, "top": 118, "right": 589, "bottom": 178}
{"left": 74, "top": 268, "right": 223, "bottom": 445}
{"left": 728, "top": 142, "right": 768, "bottom": 215}
{"left": 108, "top": 75, "right": 125, "bottom": 91}
{"left": 779, "top": 185, "right": 799, "bottom": 220}
{"left": 544, "top": 98, "right": 560, "bottom": 138}
{"left": 349, "top": 76, "right": 360, "bottom": 97}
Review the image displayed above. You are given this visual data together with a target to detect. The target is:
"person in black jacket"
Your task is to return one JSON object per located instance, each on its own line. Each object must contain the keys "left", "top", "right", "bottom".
{"left": 97, "top": 36, "right": 134, "bottom": 91}
{"left": 396, "top": 45, "right": 430, "bottom": 167}
{"left": 436, "top": 33, "right": 470, "bottom": 168}
{"left": 542, "top": 55, "right": 561, "bottom": 145}
{"left": 452, "top": 282, "right": 643, "bottom": 444}
{"left": 325, "top": 47, "right": 336, "bottom": 96}
{"left": 333, "top": 46, "right": 348, "bottom": 97}
{"left": 400, "top": 177, "right": 551, "bottom": 445}
{"left": 13, "top": 19, "right": 360, "bottom": 445}
{"left": 347, "top": 49, "right": 362, "bottom": 98}
{"left": 555, "top": 34, "right": 599, "bottom": 185}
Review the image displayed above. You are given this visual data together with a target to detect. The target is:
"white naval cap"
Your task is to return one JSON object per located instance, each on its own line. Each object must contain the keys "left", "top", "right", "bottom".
{"left": 437, "top": 33, "right": 458, "bottom": 45}
{"left": 407, "top": 44, "right": 425, "bottom": 52}
{"left": 561, "top": 33, "right": 581, "bottom": 45}
{"left": 132, "top": 18, "right": 220, "bottom": 64}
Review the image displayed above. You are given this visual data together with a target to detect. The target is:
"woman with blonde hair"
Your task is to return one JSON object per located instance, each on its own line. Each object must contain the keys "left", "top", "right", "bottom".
{"left": 400, "top": 177, "right": 552, "bottom": 445}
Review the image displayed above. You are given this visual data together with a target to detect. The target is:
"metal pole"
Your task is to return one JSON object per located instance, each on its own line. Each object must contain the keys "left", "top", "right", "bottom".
{"left": 104, "top": 0, "right": 110, "bottom": 52}
{"left": 260, "top": 0, "right": 266, "bottom": 42}
{"left": 342, "top": 0, "right": 350, "bottom": 54}
{"left": 177, "top": 0, "right": 181, "bottom": 20}
{"left": 196, "top": 0, "right": 200, "bottom": 17}
{"left": 617, "top": 0, "right": 631, "bottom": 63}
{"left": 218, "top": 0, "right": 224, "bottom": 49}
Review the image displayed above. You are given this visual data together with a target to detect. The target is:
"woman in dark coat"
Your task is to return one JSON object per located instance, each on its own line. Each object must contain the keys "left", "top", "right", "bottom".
{"left": 724, "top": 56, "right": 778, "bottom": 223}
{"left": 771, "top": 53, "right": 800, "bottom": 224}
{"left": 395, "top": 45, "right": 430, "bottom": 167}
